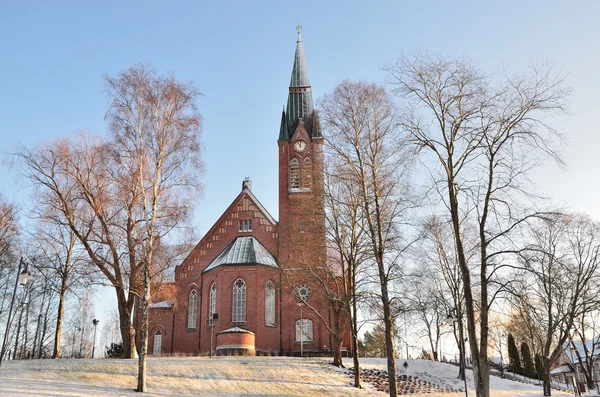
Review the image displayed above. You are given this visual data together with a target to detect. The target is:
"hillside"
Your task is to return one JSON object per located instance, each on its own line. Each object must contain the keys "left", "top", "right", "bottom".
{"left": 0, "top": 356, "right": 572, "bottom": 396}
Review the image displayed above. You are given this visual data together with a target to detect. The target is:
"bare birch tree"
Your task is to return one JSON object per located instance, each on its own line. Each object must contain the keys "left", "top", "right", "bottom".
{"left": 387, "top": 53, "right": 569, "bottom": 397}
{"left": 104, "top": 64, "right": 202, "bottom": 392}
{"left": 321, "top": 80, "right": 414, "bottom": 397}
{"left": 323, "top": 160, "right": 370, "bottom": 384}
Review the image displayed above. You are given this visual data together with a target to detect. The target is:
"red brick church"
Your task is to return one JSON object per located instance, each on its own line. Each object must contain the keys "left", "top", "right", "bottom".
{"left": 140, "top": 28, "right": 348, "bottom": 357}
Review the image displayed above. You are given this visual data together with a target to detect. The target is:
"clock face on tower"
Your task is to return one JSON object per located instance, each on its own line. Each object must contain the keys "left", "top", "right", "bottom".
{"left": 293, "top": 140, "right": 307, "bottom": 153}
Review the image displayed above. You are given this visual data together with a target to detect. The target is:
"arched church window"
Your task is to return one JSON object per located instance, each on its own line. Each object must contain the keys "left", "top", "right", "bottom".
{"left": 289, "top": 158, "right": 300, "bottom": 189}
{"left": 209, "top": 283, "right": 217, "bottom": 320}
{"left": 296, "top": 319, "right": 313, "bottom": 342}
{"left": 303, "top": 158, "right": 312, "bottom": 188}
{"left": 265, "top": 281, "right": 276, "bottom": 326}
{"left": 187, "top": 289, "right": 198, "bottom": 329}
{"left": 232, "top": 278, "right": 246, "bottom": 323}
{"left": 153, "top": 329, "right": 162, "bottom": 356}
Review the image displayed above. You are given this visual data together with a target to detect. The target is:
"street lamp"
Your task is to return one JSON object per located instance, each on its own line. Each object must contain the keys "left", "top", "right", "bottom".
{"left": 0, "top": 258, "right": 34, "bottom": 367}
{"left": 72, "top": 326, "right": 81, "bottom": 358}
{"left": 92, "top": 319, "right": 99, "bottom": 358}
{"left": 297, "top": 302, "right": 304, "bottom": 358}
{"left": 209, "top": 313, "right": 218, "bottom": 359}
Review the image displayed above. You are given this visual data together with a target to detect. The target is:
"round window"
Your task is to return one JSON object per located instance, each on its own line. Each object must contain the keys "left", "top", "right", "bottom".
{"left": 295, "top": 284, "right": 312, "bottom": 301}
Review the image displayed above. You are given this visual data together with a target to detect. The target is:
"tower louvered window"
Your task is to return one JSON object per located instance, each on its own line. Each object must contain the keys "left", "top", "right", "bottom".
{"left": 303, "top": 158, "right": 312, "bottom": 188}
{"left": 289, "top": 158, "right": 300, "bottom": 189}
{"left": 265, "top": 281, "right": 276, "bottom": 326}
{"left": 232, "top": 278, "right": 246, "bottom": 323}
{"left": 187, "top": 289, "right": 198, "bottom": 329}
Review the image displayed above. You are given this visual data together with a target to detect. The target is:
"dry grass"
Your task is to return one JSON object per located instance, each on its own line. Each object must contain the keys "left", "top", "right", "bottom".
{"left": 0, "top": 356, "right": 380, "bottom": 397}
{"left": 0, "top": 356, "right": 572, "bottom": 396}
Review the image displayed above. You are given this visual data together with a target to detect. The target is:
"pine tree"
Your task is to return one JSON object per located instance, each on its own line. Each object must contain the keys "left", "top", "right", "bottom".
{"left": 521, "top": 342, "right": 535, "bottom": 377}
{"left": 507, "top": 334, "right": 522, "bottom": 372}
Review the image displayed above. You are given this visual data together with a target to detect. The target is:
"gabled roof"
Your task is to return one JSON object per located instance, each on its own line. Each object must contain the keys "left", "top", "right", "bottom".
{"left": 202, "top": 236, "right": 278, "bottom": 273}
{"left": 551, "top": 363, "right": 575, "bottom": 375}
{"left": 563, "top": 336, "right": 600, "bottom": 363}
{"left": 181, "top": 184, "right": 277, "bottom": 269}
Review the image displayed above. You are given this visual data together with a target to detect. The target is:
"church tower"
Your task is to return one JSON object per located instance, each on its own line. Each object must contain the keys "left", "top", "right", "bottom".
{"left": 278, "top": 26, "right": 325, "bottom": 274}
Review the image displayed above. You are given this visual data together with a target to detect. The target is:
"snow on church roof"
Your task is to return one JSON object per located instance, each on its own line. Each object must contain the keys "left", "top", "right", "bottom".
{"left": 149, "top": 299, "right": 174, "bottom": 309}
{"left": 202, "top": 236, "right": 278, "bottom": 273}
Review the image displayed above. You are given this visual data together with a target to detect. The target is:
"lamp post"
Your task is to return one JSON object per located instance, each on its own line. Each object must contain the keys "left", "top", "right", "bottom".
{"left": 446, "top": 309, "right": 468, "bottom": 397}
{"left": 92, "top": 319, "right": 99, "bottom": 358}
{"left": 0, "top": 259, "right": 34, "bottom": 367}
{"left": 297, "top": 302, "right": 304, "bottom": 358}
{"left": 72, "top": 326, "right": 81, "bottom": 358}
{"left": 209, "top": 313, "right": 218, "bottom": 359}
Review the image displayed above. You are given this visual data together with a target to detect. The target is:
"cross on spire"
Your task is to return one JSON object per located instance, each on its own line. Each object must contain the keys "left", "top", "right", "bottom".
{"left": 296, "top": 23, "right": 302, "bottom": 34}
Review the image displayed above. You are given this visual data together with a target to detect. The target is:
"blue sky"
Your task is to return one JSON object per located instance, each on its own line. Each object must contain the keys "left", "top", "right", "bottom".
{"left": 2, "top": 1, "right": 599, "bottom": 227}
{"left": 1, "top": 1, "right": 599, "bottom": 333}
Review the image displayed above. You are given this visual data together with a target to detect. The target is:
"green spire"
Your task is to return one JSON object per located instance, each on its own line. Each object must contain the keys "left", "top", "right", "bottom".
{"left": 289, "top": 24, "right": 311, "bottom": 88}
{"left": 284, "top": 24, "right": 316, "bottom": 139}
{"left": 278, "top": 107, "right": 289, "bottom": 140}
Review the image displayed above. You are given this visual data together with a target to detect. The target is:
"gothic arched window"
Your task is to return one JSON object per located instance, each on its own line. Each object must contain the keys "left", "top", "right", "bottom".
{"left": 265, "top": 281, "right": 276, "bottom": 326}
{"left": 289, "top": 158, "right": 300, "bottom": 189}
{"left": 303, "top": 158, "right": 312, "bottom": 188}
{"left": 153, "top": 329, "right": 162, "bottom": 356}
{"left": 209, "top": 283, "right": 217, "bottom": 320}
{"left": 296, "top": 319, "right": 313, "bottom": 342}
{"left": 187, "top": 289, "right": 198, "bottom": 329}
{"left": 232, "top": 278, "right": 246, "bottom": 323}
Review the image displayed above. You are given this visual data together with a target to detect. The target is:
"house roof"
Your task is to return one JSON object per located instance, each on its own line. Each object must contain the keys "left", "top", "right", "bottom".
{"left": 202, "top": 236, "right": 278, "bottom": 273}
{"left": 563, "top": 336, "right": 600, "bottom": 363}
{"left": 551, "top": 363, "right": 575, "bottom": 375}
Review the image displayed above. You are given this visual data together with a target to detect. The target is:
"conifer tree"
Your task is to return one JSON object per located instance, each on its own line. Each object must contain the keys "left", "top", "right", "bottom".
{"left": 521, "top": 342, "right": 535, "bottom": 377}
{"left": 507, "top": 334, "right": 522, "bottom": 372}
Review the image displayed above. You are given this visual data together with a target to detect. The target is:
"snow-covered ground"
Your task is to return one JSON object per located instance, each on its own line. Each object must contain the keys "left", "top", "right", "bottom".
{"left": 0, "top": 356, "right": 573, "bottom": 396}
{"left": 341, "top": 358, "right": 572, "bottom": 397}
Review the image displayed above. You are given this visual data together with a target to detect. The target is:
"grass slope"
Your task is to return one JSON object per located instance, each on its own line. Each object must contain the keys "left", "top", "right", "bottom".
{"left": 0, "top": 356, "right": 573, "bottom": 396}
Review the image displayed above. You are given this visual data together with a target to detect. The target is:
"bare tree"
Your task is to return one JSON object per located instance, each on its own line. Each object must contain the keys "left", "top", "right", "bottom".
{"left": 104, "top": 64, "right": 202, "bottom": 392}
{"left": 322, "top": 159, "right": 370, "bottom": 384}
{"left": 26, "top": 222, "right": 87, "bottom": 358}
{"left": 17, "top": 136, "right": 142, "bottom": 359}
{"left": 422, "top": 216, "right": 469, "bottom": 379}
{"left": 321, "top": 80, "right": 414, "bottom": 397}
{"left": 387, "top": 53, "right": 569, "bottom": 397}
{"left": 513, "top": 213, "right": 600, "bottom": 396}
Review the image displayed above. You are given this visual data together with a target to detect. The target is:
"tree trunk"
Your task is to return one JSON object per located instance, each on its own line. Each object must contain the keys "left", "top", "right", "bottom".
{"left": 332, "top": 334, "right": 344, "bottom": 367}
{"left": 350, "top": 287, "right": 361, "bottom": 388}
{"left": 116, "top": 287, "right": 138, "bottom": 359}
{"left": 380, "top": 278, "right": 397, "bottom": 397}
{"left": 39, "top": 292, "right": 52, "bottom": 358}
{"left": 52, "top": 283, "right": 67, "bottom": 358}
{"left": 542, "top": 362, "right": 552, "bottom": 397}
{"left": 136, "top": 263, "right": 150, "bottom": 392}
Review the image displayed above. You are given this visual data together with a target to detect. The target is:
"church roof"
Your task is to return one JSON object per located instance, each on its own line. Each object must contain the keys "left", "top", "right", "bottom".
{"left": 202, "top": 236, "right": 278, "bottom": 273}
{"left": 149, "top": 299, "right": 174, "bottom": 309}
{"left": 279, "top": 26, "right": 321, "bottom": 140}
{"left": 217, "top": 327, "right": 255, "bottom": 335}
{"left": 289, "top": 29, "right": 310, "bottom": 88}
